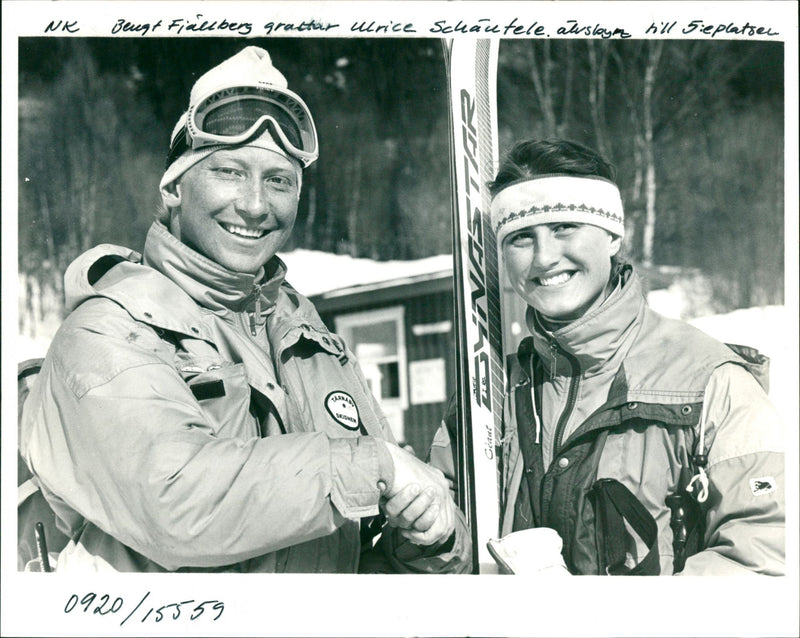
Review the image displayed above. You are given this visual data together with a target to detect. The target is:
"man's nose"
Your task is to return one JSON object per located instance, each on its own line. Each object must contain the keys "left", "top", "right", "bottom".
{"left": 235, "top": 179, "right": 269, "bottom": 218}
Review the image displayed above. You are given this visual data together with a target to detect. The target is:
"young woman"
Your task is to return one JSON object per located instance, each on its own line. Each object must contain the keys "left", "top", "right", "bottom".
{"left": 489, "top": 139, "right": 784, "bottom": 575}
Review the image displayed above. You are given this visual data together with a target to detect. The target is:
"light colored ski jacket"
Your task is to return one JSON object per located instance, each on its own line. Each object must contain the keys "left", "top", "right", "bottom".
{"left": 20, "top": 221, "right": 469, "bottom": 573}
{"left": 500, "top": 267, "right": 785, "bottom": 575}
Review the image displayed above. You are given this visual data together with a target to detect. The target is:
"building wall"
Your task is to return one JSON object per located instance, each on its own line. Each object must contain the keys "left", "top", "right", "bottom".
{"left": 401, "top": 289, "right": 456, "bottom": 458}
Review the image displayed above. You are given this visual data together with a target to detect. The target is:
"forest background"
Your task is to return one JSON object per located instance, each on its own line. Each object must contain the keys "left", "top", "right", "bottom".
{"left": 17, "top": 37, "right": 785, "bottom": 334}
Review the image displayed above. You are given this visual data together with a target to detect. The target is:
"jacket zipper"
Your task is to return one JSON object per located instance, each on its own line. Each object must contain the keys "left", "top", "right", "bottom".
{"left": 537, "top": 339, "right": 581, "bottom": 528}
{"left": 248, "top": 284, "right": 263, "bottom": 336}
{"left": 548, "top": 339, "right": 581, "bottom": 459}
{"left": 526, "top": 353, "right": 542, "bottom": 445}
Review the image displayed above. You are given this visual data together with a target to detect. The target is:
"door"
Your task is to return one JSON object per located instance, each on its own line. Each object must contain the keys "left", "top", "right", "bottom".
{"left": 335, "top": 307, "right": 408, "bottom": 445}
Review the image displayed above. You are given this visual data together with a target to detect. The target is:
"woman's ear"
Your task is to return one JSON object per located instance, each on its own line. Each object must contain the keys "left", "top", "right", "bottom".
{"left": 608, "top": 233, "right": 622, "bottom": 257}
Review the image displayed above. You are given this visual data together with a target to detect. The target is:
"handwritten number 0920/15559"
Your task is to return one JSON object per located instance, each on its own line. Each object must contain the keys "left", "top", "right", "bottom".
{"left": 63, "top": 591, "right": 224, "bottom": 624}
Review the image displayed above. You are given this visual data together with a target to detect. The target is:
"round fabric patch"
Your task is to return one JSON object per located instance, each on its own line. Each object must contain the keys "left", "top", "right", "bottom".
{"left": 325, "top": 391, "right": 361, "bottom": 431}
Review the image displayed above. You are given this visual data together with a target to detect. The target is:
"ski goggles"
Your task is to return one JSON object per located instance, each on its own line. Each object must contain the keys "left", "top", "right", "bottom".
{"left": 168, "top": 85, "right": 319, "bottom": 168}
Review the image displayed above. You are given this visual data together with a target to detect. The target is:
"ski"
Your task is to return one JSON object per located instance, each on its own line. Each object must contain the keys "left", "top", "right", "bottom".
{"left": 443, "top": 38, "right": 503, "bottom": 574}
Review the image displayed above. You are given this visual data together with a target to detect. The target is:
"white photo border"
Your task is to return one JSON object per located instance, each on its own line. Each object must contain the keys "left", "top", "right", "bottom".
{"left": 2, "top": 2, "right": 798, "bottom": 637}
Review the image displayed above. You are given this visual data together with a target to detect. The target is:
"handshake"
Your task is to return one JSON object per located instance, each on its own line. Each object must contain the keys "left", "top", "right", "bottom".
{"left": 378, "top": 443, "right": 457, "bottom": 547}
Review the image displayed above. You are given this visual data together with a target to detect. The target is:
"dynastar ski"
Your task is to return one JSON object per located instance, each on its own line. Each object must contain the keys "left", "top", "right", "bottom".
{"left": 443, "top": 38, "right": 503, "bottom": 574}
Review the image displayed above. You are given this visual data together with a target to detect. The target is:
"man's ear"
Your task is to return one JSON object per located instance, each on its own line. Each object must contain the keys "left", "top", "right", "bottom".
{"left": 160, "top": 181, "right": 181, "bottom": 208}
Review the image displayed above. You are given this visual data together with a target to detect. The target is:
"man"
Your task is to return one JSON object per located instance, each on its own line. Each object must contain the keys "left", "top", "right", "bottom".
{"left": 19, "top": 46, "right": 470, "bottom": 573}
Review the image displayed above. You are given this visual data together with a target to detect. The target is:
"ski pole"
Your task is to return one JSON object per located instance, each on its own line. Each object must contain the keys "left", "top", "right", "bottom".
{"left": 35, "top": 522, "right": 52, "bottom": 572}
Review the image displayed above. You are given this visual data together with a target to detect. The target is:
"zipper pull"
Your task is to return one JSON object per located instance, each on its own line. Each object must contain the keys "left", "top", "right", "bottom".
{"left": 549, "top": 341, "right": 558, "bottom": 381}
{"left": 250, "top": 285, "right": 262, "bottom": 336}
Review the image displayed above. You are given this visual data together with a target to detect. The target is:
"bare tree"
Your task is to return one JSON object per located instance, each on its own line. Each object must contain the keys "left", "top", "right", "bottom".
{"left": 641, "top": 41, "right": 663, "bottom": 267}
{"left": 527, "top": 41, "right": 559, "bottom": 137}
{"left": 586, "top": 40, "right": 611, "bottom": 159}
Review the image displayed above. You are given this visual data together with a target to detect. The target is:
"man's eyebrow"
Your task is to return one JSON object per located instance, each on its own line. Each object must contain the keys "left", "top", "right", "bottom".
{"left": 205, "top": 152, "right": 242, "bottom": 163}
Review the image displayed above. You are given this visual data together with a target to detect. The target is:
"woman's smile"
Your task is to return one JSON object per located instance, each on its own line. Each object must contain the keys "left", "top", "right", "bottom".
{"left": 503, "top": 223, "right": 621, "bottom": 322}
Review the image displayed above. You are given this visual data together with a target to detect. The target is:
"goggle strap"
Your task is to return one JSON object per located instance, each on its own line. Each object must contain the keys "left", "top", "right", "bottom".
{"left": 166, "top": 124, "right": 189, "bottom": 169}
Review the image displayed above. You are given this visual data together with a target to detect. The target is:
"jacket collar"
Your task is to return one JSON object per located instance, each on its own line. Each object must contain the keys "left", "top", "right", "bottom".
{"left": 526, "top": 265, "right": 645, "bottom": 375}
{"left": 143, "top": 221, "right": 285, "bottom": 316}
{"left": 63, "top": 222, "right": 289, "bottom": 340}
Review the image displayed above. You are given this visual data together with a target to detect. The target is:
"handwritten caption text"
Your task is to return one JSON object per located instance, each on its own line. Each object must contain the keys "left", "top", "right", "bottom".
{"left": 42, "top": 15, "right": 780, "bottom": 39}
{"left": 63, "top": 591, "right": 224, "bottom": 626}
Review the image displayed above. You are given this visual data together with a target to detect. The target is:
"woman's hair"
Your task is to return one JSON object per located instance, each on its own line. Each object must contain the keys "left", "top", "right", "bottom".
{"left": 490, "top": 139, "right": 626, "bottom": 279}
{"left": 488, "top": 139, "right": 617, "bottom": 196}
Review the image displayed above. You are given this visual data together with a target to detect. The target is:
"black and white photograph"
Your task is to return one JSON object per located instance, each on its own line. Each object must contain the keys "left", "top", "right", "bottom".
{"left": 2, "top": 1, "right": 798, "bottom": 637}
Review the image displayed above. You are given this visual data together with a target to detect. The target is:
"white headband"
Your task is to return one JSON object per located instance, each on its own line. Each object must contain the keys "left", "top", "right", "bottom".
{"left": 491, "top": 175, "right": 625, "bottom": 245}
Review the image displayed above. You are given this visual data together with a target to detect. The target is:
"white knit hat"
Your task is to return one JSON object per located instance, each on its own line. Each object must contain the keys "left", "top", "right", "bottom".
{"left": 189, "top": 45, "right": 289, "bottom": 106}
{"left": 490, "top": 174, "right": 625, "bottom": 245}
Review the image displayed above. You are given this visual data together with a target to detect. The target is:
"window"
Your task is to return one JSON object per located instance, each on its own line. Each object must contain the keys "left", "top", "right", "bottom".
{"left": 335, "top": 307, "right": 407, "bottom": 443}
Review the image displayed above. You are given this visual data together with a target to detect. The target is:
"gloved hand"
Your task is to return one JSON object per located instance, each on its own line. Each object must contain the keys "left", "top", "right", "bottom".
{"left": 487, "top": 528, "right": 571, "bottom": 575}
{"left": 378, "top": 442, "right": 456, "bottom": 546}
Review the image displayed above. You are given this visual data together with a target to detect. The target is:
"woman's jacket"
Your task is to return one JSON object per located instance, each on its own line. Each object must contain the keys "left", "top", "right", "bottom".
{"left": 500, "top": 266, "right": 784, "bottom": 575}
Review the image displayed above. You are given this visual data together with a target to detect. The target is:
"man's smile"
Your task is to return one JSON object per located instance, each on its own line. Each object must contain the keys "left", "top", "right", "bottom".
{"left": 220, "top": 223, "right": 268, "bottom": 239}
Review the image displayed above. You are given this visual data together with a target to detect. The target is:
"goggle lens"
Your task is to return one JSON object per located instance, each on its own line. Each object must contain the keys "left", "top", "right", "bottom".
{"left": 201, "top": 98, "right": 304, "bottom": 150}
{"left": 172, "top": 85, "right": 319, "bottom": 168}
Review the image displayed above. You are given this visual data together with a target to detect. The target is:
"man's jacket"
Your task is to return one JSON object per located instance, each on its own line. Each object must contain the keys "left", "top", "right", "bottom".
{"left": 500, "top": 267, "right": 784, "bottom": 575}
{"left": 20, "top": 222, "right": 469, "bottom": 573}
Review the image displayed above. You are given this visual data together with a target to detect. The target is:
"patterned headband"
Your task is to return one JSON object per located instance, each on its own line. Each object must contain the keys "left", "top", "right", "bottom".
{"left": 490, "top": 174, "right": 625, "bottom": 244}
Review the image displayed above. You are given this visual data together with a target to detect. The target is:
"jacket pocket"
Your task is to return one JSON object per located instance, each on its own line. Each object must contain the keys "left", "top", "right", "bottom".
{"left": 178, "top": 360, "right": 256, "bottom": 438}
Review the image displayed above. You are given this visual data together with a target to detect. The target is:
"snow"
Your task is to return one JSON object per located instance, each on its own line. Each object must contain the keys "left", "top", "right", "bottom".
{"left": 15, "top": 334, "right": 53, "bottom": 362}
{"left": 647, "top": 288, "right": 689, "bottom": 319}
{"left": 277, "top": 249, "right": 453, "bottom": 297}
{"left": 688, "top": 306, "right": 789, "bottom": 360}
{"left": 644, "top": 285, "right": 795, "bottom": 421}
{"left": 688, "top": 305, "right": 796, "bottom": 423}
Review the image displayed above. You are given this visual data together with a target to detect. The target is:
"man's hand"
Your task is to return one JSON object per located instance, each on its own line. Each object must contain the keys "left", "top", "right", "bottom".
{"left": 379, "top": 443, "right": 456, "bottom": 546}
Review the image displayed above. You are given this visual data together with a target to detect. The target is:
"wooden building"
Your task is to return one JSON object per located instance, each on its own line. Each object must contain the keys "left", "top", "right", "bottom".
{"left": 282, "top": 250, "right": 456, "bottom": 457}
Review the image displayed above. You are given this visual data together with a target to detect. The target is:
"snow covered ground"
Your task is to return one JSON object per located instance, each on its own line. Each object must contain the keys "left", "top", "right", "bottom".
{"left": 687, "top": 305, "right": 796, "bottom": 424}
{"left": 15, "top": 332, "right": 53, "bottom": 362}
{"left": 279, "top": 249, "right": 454, "bottom": 297}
